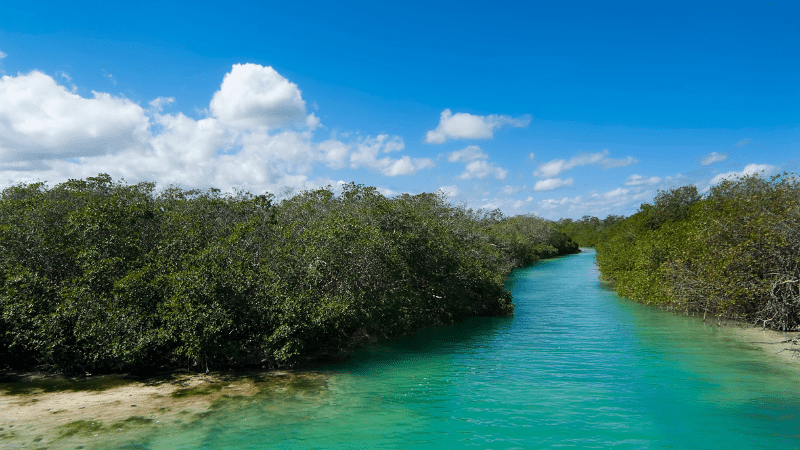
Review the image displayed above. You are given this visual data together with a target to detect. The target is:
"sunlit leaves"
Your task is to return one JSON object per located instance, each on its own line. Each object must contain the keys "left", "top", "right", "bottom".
{"left": 0, "top": 175, "right": 577, "bottom": 372}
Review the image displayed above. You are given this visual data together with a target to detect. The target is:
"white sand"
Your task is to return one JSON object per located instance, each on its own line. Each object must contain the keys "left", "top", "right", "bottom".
{"left": 0, "top": 371, "right": 308, "bottom": 448}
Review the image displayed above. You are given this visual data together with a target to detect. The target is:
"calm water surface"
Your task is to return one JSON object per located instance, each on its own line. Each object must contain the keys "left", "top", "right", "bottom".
{"left": 120, "top": 249, "right": 800, "bottom": 448}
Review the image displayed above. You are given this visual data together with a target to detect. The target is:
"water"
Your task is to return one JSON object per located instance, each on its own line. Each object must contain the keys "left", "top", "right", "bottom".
{"left": 108, "top": 249, "right": 800, "bottom": 448}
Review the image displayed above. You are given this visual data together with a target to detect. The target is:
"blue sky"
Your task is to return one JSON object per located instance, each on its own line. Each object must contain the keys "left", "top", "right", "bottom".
{"left": 1, "top": 1, "right": 797, "bottom": 219}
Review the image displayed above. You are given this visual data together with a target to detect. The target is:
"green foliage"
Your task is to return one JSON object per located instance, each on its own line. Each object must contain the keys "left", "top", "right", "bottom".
{"left": 556, "top": 214, "right": 625, "bottom": 247}
{"left": 596, "top": 174, "right": 800, "bottom": 330}
{"left": 639, "top": 185, "right": 700, "bottom": 230}
{"left": 0, "top": 175, "right": 578, "bottom": 373}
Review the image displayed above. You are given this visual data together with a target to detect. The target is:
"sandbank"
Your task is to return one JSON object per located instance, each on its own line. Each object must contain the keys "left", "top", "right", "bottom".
{"left": 0, "top": 370, "right": 327, "bottom": 449}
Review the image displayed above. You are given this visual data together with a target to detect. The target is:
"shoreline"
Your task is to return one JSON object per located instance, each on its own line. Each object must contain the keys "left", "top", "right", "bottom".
{"left": 0, "top": 370, "right": 327, "bottom": 448}
{"left": 1, "top": 319, "right": 798, "bottom": 448}
{"left": 698, "top": 318, "right": 800, "bottom": 367}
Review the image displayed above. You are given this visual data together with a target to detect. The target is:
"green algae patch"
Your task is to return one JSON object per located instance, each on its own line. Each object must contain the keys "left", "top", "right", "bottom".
{"left": 171, "top": 381, "right": 225, "bottom": 398}
{"left": 110, "top": 415, "right": 154, "bottom": 430}
{"left": 56, "top": 419, "right": 105, "bottom": 438}
{"left": 0, "top": 429, "right": 19, "bottom": 439}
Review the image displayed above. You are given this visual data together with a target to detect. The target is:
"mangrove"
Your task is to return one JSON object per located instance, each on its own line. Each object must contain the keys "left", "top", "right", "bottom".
{"left": 0, "top": 174, "right": 578, "bottom": 374}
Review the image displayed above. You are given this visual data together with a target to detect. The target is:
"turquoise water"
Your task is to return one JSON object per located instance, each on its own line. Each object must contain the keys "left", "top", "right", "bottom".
{"left": 106, "top": 250, "right": 800, "bottom": 448}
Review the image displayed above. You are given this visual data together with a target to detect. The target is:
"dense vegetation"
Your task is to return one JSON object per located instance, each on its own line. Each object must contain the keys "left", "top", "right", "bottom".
{"left": 556, "top": 214, "right": 625, "bottom": 247}
{"left": 0, "top": 175, "right": 578, "bottom": 373}
{"left": 596, "top": 174, "right": 800, "bottom": 330}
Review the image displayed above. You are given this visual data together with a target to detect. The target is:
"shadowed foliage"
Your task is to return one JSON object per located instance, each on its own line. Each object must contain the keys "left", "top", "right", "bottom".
{"left": 0, "top": 175, "right": 577, "bottom": 373}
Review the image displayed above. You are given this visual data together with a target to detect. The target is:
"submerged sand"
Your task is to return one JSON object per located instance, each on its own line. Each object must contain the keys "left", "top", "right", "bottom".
{"left": 714, "top": 319, "right": 800, "bottom": 365}
{"left": 0, "top": 370, "right": 328, "bottom": 449}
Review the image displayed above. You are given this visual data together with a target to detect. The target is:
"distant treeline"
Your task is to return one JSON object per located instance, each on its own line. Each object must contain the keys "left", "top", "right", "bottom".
{"left": 595, "top": 174, "right": 800, "bottom": 331}
{"left": 0, "top": 174, "right": 578, "bottom": 373}
{"left": 555, "top": 214, "right": 626, "bottom": 247}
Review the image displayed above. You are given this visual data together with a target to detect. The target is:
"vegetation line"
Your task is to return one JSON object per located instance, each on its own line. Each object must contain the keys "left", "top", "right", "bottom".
{"left": 591, "top": 173, "right": 800, "bottom": 332}
{"left": 0, "top": 174, "right": 578, "bottom": 374}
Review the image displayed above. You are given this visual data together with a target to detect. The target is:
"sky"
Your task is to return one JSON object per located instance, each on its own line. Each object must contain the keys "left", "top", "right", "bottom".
{"left": 0, "top": 1, "right": 798, "bottom": 220}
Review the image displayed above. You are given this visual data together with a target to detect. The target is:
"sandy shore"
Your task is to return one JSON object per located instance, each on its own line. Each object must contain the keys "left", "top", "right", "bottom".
{"left": 0, "top": 370, "right": 327, "bottom": 449}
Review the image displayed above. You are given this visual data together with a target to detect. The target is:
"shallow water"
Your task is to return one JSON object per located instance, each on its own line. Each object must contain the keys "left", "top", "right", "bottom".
{"left": 64, "top": 249, "right": 800, "bottom": 448}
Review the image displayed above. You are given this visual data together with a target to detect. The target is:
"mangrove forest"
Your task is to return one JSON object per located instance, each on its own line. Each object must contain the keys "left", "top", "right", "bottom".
{"left": 0, "top": 174, "right": 578, "bottom": 374}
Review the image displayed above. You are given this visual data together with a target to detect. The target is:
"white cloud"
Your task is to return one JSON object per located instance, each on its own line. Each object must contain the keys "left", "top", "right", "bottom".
{"left": 438, "top": 185, "right": 460, "bottom": 198}
{"left": 501, "top": 185, "right": 523, "bottom": 195}
{"left": 597, "top": 187, "right": 629, "bottom": 199}
{"left": 457, "top": 160, "right": 508, "bottom": 180}
{"left": 149, "top": 96, "right": 175, "bottom": 111}
{"left": 349, "top": 134, "right": 434, "bottom": 176}
{"left": 0, "top": 65, "right": 436, "bottom": 194}
{"left": 305, "top": 112, "right": 320, "bottom": 130}
{"left": 513, "top": 196, "right": 533, "bottom": 208}
{"left": 0, "top": 70, "right": 150, "bottom": 163}
{"left": 425, "top": 109, "right": 530, "bottom": 144}
{"left": 447, "top": 145, "right": 488, "bottom": 162}
{"left": 600, "top": 155, "right": 637, "bottom": 169}
{"left": 0, "top": 51, "right": 6, "bottom": 59}
{"left": 539, "top": 195, "right": 583, "bottom": 210}
{"left": 625, "top": 174, "right": 662, "bottom": 186}
{"left": 318, "top": 139, "right": 350, "bottom": 169}
{"left": 534, "top": 149, "right": 637, "bottom": 178}
{"left": 709, "top": 163, "right": 780, "bottom": 186}
{"left": 528, "top": 152, "right": 535, "bottom": 160}
{"left": 536, "top": 186, "right": 651, "bottom": 220}
{"left": 384, "top": 156, "right": 431, "bottom": 176}
{"left": 377, "top": 186, "right": 401, "bottom": 197}
{"left": 534, "top": 177, "right": 574, "bottom": 191}
{"left": 700, "top": 152, "right": 727, "bottom": 166}
{"left": 210, "top": 63, "right": 307, "bottom": 130}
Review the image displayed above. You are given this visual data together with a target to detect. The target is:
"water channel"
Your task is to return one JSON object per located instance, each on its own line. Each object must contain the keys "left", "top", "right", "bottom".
{"left": 86, "top": 249, "right": 800, "bottom": 448}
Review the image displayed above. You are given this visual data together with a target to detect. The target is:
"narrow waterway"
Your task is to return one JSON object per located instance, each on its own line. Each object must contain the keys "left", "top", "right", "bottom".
{"left": 81, "top": 249, "right": 800, "bottom": 448}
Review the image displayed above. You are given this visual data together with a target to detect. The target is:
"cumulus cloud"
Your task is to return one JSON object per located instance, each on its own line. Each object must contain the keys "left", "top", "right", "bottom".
{"left": 700, "top": 152, "right": 727, "bottom": 166}
{"left": 447, "top": 145, "right": 488, "bottom": 162}
{"left": 458, "top": 160, "right": 508, "bottom": 180}
{"left": 0, "top": 70, "right": 150, "bottom": 163}
{"left": 349, "top": 134, "right": 434, "bottom": 176}
{"left": 0, "top": 64, "right": 435, "bottom": 194}
{"left": 0, "top": 51, "right": 7, "bottom": 59}
{"left": 425, "top": 109, "right": 530, "bottom": 144}
{"left": 318, "top": 139, "right": 350, "bottom": 169}
{"left": 210, "top": 63, "right": 307, "bottom": 130}
{"left": 534, "top": 149, "right": 637, "bottom": 178}
{"left": 709, "top": 163, "right": 780, "bottom": 186}
{"left": 534, "top": 177, "right": 574, "bottom": 191}
{"left": 624, "top": 174, "right": 662, "bottom": 186}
